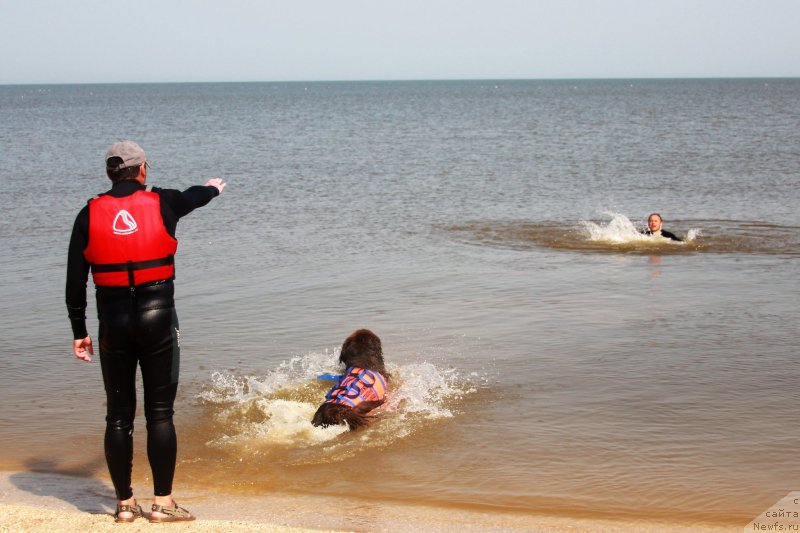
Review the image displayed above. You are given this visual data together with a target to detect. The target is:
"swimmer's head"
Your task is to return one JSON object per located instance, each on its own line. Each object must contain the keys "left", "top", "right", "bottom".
{"left": 648, "top": 213, "right": 663, "bottom": 232}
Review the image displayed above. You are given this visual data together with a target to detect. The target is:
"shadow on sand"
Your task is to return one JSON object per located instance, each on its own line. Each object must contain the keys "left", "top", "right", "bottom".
{"left": 8, "top": 457, "right": 113, "bottom": 514}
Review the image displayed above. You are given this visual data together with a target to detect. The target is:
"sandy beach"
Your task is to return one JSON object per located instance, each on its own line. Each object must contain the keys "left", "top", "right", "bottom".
{"left": 0, "top": 470, "right": 740, "bottom": 533}
{"left": 0, "top": 503, "right": 333, "bottom": 533}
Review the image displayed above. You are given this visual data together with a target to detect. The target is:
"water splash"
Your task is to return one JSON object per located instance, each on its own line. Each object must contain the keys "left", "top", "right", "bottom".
{"left": 206, "top": 398, "right": 349, "bottom": 449}
{"left": 686, "top": 227, "right": 702, "bottom": 241}
{"left": 581, "top": 212, "right": 645, "bottom": 243}
{"left": 443, "top": 213, "right": 712, "bottom": 255}
{"left": 196, "top": 350, "right": 477, "bottom": 461}
{"left": 581, "top": 212, "right": 698, "bottom": 245}
{"left": 199, "top": 349, "right": 339, "bottom": 404}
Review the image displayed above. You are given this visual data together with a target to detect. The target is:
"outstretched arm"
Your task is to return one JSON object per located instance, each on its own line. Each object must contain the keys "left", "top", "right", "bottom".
{"left": 205, "top": 177, "right": 226, "bottom": 193}
{"left": 161, "top": 178, "right": 228, "bottom": 219}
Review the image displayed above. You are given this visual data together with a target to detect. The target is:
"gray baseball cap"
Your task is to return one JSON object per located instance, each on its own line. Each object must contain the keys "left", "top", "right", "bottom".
{"left": 105, "top": 140, "right": 146, "bottom": 170}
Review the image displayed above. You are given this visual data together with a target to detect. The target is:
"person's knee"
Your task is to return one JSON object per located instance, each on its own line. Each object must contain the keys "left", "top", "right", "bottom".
{"left": 144, "top": 391, "right": 176, "bottom": 424}
{"left": 106, "top": 413, "right": 134, "bottom": 433}
{"left": 143, "top": 381, "right": 177, "bottom": 423}
{"left": 106, "top": 394, "right": 136, "bottom": 431}
{"left": 145, "top": 403, "right": 175, "bottom": 424}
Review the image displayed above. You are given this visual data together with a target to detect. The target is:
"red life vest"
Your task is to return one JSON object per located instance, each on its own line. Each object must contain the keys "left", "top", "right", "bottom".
{"left": 84, "top": 187, "right": 178, "bottom": 287}
{"left": 324, "top": 367, "right": 388, "bottom": 408}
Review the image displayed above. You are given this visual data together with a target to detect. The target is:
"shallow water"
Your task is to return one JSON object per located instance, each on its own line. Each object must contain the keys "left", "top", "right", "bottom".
{"left": 0, "top": 79, "right": 798, "bottom": 527}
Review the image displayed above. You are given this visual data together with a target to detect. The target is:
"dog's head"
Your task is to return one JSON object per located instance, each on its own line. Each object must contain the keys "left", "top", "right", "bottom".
{"left": 339, "top": 328, "right": 387, "bottom": 376}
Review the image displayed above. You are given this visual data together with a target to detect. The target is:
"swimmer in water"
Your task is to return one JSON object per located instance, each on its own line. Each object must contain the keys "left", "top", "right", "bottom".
{"left": 642, "top": 213, "right": 682, "bottom": 241}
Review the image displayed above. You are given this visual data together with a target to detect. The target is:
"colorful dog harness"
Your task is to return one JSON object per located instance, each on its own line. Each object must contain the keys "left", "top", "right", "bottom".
{"left": 324, "top": 367, "right": 387, "bottom": 407}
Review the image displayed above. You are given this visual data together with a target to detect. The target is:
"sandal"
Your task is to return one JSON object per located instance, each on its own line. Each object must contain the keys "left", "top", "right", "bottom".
{"left": 149, "top": 502, "right": 196, "bottom": 523}
{"left": 114, "top": 502, "right": 143, "bottom": 523}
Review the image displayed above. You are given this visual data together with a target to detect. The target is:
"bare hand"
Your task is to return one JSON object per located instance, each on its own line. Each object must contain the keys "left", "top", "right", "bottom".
{"left": 73, "top": 336, "right": 94, "bottom": 362}
{"left": 205, "top": 178, "right": 227, "bottom": 193}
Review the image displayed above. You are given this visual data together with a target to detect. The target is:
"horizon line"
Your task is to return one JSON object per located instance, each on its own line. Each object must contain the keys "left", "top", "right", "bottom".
{"left": 2, "top": 75, "right": 799, "bottom": 87}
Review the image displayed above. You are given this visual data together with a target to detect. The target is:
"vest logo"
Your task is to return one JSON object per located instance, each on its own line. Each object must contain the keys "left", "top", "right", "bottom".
{"left": 112, "top": 210, "right": 138, "bottom": 235}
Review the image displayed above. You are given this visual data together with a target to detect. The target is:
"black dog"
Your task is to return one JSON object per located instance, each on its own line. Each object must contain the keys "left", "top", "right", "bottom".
{"left": 312, "top": 329, "right": 390, "bottom": 430}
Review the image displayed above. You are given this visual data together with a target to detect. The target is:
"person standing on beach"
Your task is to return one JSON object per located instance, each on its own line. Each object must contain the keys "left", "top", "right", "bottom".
{"left": 65, "top": 140, "right": 226, "bottom": 523}
{"left": 642, "top": 212, "right": 682, "bottom": 242}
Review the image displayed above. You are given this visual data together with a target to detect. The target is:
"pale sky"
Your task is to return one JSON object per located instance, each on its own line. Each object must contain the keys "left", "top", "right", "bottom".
{"left": 1, "top": 0, "right": 798, "bottom": 84}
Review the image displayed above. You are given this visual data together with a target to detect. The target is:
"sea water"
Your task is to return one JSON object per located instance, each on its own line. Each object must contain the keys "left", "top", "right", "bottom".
{"left": 0, "top": 79, "right": 798, "bottom": 527}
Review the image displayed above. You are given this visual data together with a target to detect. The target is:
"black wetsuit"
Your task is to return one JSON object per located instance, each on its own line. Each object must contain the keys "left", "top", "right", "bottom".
{"left": 66, "top": 179, "right": 219, "bottom": 500}
{"left": 642, "top": 228, "right": 682, "bottom": 242}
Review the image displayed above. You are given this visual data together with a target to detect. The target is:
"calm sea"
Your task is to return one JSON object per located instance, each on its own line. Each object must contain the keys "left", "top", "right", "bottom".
{"left": 0, "top": 79, "right": 798, "bottom": 528}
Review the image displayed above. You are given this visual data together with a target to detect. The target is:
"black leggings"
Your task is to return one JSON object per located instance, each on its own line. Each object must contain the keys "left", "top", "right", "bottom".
{"left": 96, "top": 281, "right": 180, "bottom": 500}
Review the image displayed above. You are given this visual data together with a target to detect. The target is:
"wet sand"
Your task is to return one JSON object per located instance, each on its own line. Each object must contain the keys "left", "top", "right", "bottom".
{"left": 0, "top": 471, "right": 739, "bottom": 532}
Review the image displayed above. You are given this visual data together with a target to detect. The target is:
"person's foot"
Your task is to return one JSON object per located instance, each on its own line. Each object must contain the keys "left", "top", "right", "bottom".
{"left": 149, "top": 500, "right": 195, "bottom": 523}
{"left": 114, "top": 498, "right": 143, "bottom": 522}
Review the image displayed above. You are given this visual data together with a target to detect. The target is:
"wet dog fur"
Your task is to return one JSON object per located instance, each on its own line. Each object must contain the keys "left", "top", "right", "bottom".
{"left": 312, "top": 329, "right": 390, "bottom": 430}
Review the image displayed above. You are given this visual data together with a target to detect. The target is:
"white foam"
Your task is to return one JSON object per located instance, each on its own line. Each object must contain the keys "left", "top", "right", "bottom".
{"left": 198, "top": 350, "right": 477, "bottom": 455}
{"left": 198, "top": 349, "right": 340, "bottom": 403}
{"left": 581, "top": 211, "right": 697, "bottom": 244}
{"left": 685, "top": 228, "right": 702, "bottom": 241}
{"left": 205, "top": 399, "right": 348, "bottom": 448}
{"left": 387, "top": 362, "right": 467, "bottom": 419}
{"left": 581, "top": 212, "right": 649, "bottom": 243}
